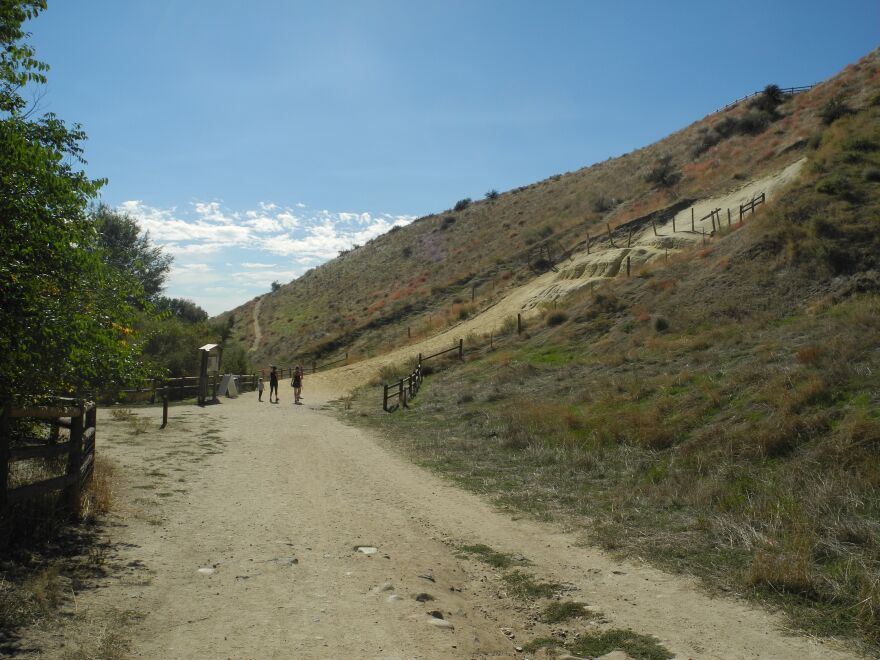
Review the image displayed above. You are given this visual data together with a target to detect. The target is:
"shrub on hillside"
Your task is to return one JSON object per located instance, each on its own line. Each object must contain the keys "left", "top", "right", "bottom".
{"left": 453, "top": 198, "right": 471, "bottom": 212}
{"left": 546, "top": 310, "right": 569, "bottom": 326}
{"left": 485, "top": 189, "right": 499, "bottom": 200}
{"left": 820, "top": 95, "right": 852, "bottom": 125}
{"left": 644, "top": 155, "right": 681, "bottom": 189}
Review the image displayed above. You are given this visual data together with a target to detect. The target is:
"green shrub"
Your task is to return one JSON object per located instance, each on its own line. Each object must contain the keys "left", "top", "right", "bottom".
{"left": 644, "top": 155, "right": 681, "bottom": 188}
{"left": 485, "top": 189, "right": 499, "bottom": 200}
{"left": 820, "top": 95, "right": 852, "bottom": 125}
{"left": 546, "top": 310, "right": 569, "bottom": 326}
{"left": 453, "top": 198, "right": 471, "bottom": 212}
{"left": 863, "top": 166, "right": 880, "bottom": 182}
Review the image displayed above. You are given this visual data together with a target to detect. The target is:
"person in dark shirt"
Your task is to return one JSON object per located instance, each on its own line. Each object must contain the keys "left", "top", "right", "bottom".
{"left": 292, "top": 365, "right": 303, "bottom": 404}
{"left": 269, "top": 365, "right": 279, "bottom": 403}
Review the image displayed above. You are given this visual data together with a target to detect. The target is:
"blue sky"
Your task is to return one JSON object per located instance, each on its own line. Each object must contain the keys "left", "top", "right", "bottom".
{"left": 29, "top": 1, "right": 879, "bottom": 314}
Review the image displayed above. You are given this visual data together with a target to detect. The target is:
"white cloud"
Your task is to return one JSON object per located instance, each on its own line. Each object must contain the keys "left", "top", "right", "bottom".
{"left": 193, "top": 201, "right": 236, "bottom": 224}
{"left": 116, "top": 198, "right": 416, "bottom": 314}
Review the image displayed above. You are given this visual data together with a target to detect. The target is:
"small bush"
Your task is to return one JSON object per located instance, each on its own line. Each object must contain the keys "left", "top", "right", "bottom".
{"left": 819, "top": 95, "right": 852, "bottom": 125}
{"left": 485, "top": 189, "right": 499, "bottom": 200}
{"left": 270, "top": 281, "right": 281, "bottom": 292}
{"left": 864, "top": 167, "right": 880, "bottom": 183}
{"left": 539, "top": 601, "right": 592, "bottom": 623}
{"left": 545, "top": 310, "right": 569, "bottom": 326}
{"left": 591, "top": 193, "right": 615, "bottom": 213}
{"left": 749, "top": 84, "right": 785, "bottom": 113}
{"left": 440, "top": 215, "right": 456, "bottom": 230}
{"left": 568, "top": 629, "right": 673, "bottom": 660}
{"left": 644, "top": 154, "right": 681, "bottom": 189}
{"left": 453, "top": 198, "right": 471, "bottom": 212}
{"left": 653, "top": 316, "right": 669, "bottom": 332}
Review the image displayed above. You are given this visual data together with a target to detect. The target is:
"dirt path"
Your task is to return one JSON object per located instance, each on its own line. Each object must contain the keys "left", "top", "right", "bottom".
{"left": 27, "top": 380, "right": 853, "bottom": 659}
{"left": 249, "top": 296, "right": 263, "bottom": 353}
{"left": 314, "top": 160, "right": 808, "bottom": 394}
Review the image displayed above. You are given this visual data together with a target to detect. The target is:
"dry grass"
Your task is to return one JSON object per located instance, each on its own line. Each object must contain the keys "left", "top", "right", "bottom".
{"left": 341, "top": 96, "right": 880, "bottom": 651}
{"left": 80, "top": 455, "right": 117, "bottom": 522}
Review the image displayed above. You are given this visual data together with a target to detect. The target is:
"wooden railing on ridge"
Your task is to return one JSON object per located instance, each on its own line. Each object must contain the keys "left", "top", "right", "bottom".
{"left": 1, "top": 398, "right": 96, "bottom": 514}
{"left": 713, "top": 84, "right": 815, "bottom": 114}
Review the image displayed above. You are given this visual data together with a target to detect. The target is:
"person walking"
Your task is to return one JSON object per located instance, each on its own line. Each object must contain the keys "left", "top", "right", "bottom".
{"left": 257, "top": 377, "right": 264, "bottom": 402}
{"left": 269, "top": 366, "right": 279, "bottom": 403}
{"left": 292, "top": 365, "right": 303, "bottom": 404}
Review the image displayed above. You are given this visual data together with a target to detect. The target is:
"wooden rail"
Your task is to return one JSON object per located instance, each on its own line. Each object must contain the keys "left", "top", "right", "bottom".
{"left": 382, "top": 363, "right": 423, "bottom": 412}
{"left": 714, "top": 84, "right": 815, "bottom": 114}
{"left": 739, "top": 192, "right": 765, "bottom": 222}
{"left": 382, "top": 339, "right": 463, "bottom": 412}
{"left": 1, "top": 400, "right": 96, "bottom": 514}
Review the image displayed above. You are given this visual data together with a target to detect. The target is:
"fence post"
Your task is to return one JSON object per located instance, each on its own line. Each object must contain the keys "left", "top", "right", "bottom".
{"left": 64, "top": 405, "right": 84, "bottom": 515}
{"left": 490, "top": 332, "right": 493, "bottom": 349}
{"left": 471, "top": 285, "right": 475, "bottom": 302}
{"left": 702, "top": 227, "right": 706, "bottom": 246}
{"left": 161, "top": 394, "right": 168, "bottom": 429}
{"left": 84, "top": 403, "right": 96, "bottom": 485}
{"left": 586, "top": 231, "right": 590, "bottom": 254}
{"left": 691, "top": 207, "right": 695, "bottom": 232}
{"left": 627, "top": 227, "right": 633, "bottom": 248}
{"left": 459, "top": 338, "right": 463, "bottom": 360}
{"left": 407, "top": 326, "right": 411, "bottom": 338}
{"left": 399, "top": 380, "right": 406, "bottom": 408}
{"left": 383, "top": 384, "right": 389, "bottom": 412}
{"left": 418, "top": 352, "right": 422, "bottom": 366}
{"left": 672, "top": 213, "right": 676, "bottom": 233}
{"left": 651, "top": 217, "right": 657, "bottom": 236}
{"left": 727, "top": 208, "right": 731, "bottom": 227}
{"left": 517, "top": 313, "right": 522, "bottom": 335}
{"left": 606, "top": 223, "right": 616, "bottom": 247}
{"left": 739, "top": 204, "right": 744, "bottom": 224}
{"left": 312, "top": 361, "right": 317, "bottom": 374}
{"left": 0, "top": 404, "right": 9, "bottom": 511}
{"left": 626, "top": 256, "right": 631, "bottom": 277}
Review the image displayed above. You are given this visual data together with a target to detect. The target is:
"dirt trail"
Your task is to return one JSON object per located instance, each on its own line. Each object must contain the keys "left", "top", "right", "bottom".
{"left": 315, "top": 159, "right": 807, "bottom": 393}
{"left": 28, "top": 381, "right": 853, "bottom": 659}
{"left": 249, "top": 296, "right": 263, "bottom": 353}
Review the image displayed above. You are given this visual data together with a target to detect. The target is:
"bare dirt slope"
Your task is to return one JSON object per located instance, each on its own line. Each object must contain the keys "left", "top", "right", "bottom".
{"left": 315, "top": 160, "right": 806, "bottom": 393}
{"left": 25, "top": 381, "right": 854, "bottom": 659}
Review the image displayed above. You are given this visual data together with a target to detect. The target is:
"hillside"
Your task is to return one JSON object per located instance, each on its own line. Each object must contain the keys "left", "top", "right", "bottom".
{"left": 330, "top": 76, "right": 880, "bottom": 653}
{"left": 219, "top": 49, "right": 880, "bottom": 371}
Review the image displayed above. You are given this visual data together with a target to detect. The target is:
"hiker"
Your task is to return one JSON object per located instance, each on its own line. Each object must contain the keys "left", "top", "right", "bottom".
{"left": 292, "top": 365, "right": 303, "bottom": 404}
{"left": 257, "top": 377, "right": 264, "bottom": 402}
{"left": 269, "top": 366, "right": 279, "bottom": 403}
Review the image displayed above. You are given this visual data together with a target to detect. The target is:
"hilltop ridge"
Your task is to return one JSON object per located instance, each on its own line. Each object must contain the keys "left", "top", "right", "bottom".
{"left": 218, "top": 49, "right": 879, "bottom": 373}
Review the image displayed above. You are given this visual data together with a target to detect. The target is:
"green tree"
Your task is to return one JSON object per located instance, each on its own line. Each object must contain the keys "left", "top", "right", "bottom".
{"left": 155, "top": 296, "right": 208, "bottom": 324}
{"left": 0, "top": 1, "right": 147, "bottom": 402}
{"left": 93, "top": 204, "right": 172, "bottom": 301}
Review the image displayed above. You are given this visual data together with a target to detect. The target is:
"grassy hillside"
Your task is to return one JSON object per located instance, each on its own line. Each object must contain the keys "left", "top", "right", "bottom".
{"left": 342, "top": 97, "right": 880, "bottom": 652}
{"left": 221, "top": 50, "right": 880, "bottom": 370}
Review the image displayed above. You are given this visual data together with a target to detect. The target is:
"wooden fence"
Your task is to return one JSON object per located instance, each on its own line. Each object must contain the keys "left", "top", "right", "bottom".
{"left": 119, "top": 373, "right": 260, "bottom": 405}
{"left": 1, "top": 399, "right": 96, "bottom": 514}
{"left": 382, "top": 339, "right": 463, "bottom": 412}
{"left": 713, "top": 84, "right": 815, "bottom": 114}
